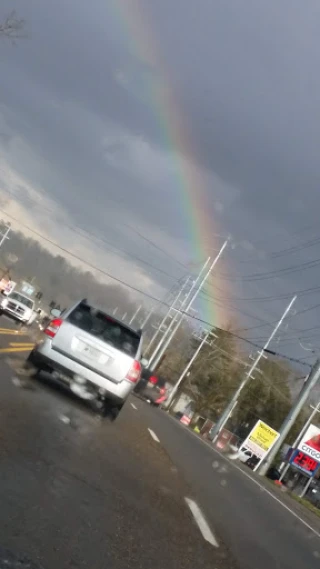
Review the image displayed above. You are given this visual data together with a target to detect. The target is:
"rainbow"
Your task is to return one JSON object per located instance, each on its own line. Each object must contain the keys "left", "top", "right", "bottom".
{"left": 109, "top": 0, "right": 228, "bottom": 327}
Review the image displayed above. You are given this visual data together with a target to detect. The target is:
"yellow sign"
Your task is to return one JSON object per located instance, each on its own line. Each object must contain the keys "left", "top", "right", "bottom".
{"left": 248, "top": 420, "right": 279, "bottom": 452}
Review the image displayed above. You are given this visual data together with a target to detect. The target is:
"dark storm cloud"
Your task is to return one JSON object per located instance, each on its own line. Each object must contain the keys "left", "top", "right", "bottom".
{"left": 145, "top": 0, "right": 320, "bottom": 233}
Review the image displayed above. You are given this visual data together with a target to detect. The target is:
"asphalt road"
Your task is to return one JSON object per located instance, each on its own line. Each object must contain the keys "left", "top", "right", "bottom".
{"left": 134, "top": 399, "right": 320, "bottom": 569}
{"left": 0, "top": 319, "right": 237, "bottom": 569}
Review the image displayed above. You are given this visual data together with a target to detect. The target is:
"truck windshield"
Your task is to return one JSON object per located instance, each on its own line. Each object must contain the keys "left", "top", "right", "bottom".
{"left": 67, "top": 303, "right": 140, "bottom": 357}
{"left": 9, "top": 292, "right": 34, "bottom": 309}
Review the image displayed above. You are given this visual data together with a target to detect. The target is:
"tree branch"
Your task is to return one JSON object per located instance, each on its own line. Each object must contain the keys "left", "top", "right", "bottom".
{"left": 0, "top": 11, "right": 25, "bottom": 39}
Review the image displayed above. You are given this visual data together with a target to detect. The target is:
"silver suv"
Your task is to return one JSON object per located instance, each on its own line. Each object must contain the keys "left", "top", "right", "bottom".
{"left": 27, "top": 299, "right": 145, "bottom": 419}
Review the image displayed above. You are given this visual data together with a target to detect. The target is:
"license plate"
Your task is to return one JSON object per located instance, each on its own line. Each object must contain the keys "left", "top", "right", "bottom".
{"left": 78, "top": 342, "right": 107, "bottom": 362}
{"left": 81, "top": 345, "right": 98, "bottom": 358}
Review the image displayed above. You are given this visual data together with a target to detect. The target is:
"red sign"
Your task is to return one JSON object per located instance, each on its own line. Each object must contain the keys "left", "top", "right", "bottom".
{"left": 291, "top": 450, "right": 319, "bottom": 476}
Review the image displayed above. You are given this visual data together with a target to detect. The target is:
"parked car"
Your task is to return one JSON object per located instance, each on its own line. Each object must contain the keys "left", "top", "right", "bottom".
{"left": 266, "top": 466, "right": 281, "bottom": 481}
{"left": 0, "top": 291, "right": 35, "bottom": 325}
{"left": 228, "top": 446, "right": 253, "bottom": 463}
{"left": 26, "top": 299, "right": 145, "bottom": 419}
{"left": 133, "top": 370, "right": 167, "bottom": 406}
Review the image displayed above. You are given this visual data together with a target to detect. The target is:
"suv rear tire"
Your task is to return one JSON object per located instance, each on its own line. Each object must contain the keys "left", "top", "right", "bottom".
{"left": 95, "top": 399, "right": 124, "bottom": 420}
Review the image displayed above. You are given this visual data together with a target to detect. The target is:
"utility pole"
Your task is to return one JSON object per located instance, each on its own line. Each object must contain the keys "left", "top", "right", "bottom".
{"left": 142, "top": 279, "right": 187, "bottom": 341}
{"left": 149, "top": 240, "right": 228, "bottom": 372}
{"left": 165, "top": 329, "right": 217, "bottom": 410}
{"left": 145, "top": 276, "right": 192, "bottom": 357}
{"left": 210, "top": 295, "right": 297, "bottom": 443}
{"left": 0, "top": 222, "right": 10, "bottom": 249}
{"left": 0, "top": 223, "right": 11, "bottom": 280}
{"left": 258, "top": 358, "right": 320, "bottom": 476}
{"left": 141, "top": 305, "right": 156, "bottom": 329}
{"left": 129, "top": 305, "right": 142, "bottom": 326}
{"left": 278, "top": 401, "right": 320, "bottom": 482}
{"left": 148, "top": 276, "right": 197, "bottom": 367}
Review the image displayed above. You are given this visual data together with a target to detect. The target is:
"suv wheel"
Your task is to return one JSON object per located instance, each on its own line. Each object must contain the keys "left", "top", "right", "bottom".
{"left": 95, "top": 399, "right": 124, "bottom": 420}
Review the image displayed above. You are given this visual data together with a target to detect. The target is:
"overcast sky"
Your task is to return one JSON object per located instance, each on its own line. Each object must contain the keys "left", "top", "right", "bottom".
{"left": 1, "top": 1, "right": 320, "bottom": 364}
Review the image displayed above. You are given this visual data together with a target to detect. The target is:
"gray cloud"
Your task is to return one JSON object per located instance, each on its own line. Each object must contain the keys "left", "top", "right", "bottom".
{"left": 1, "top": 0, "right": 320, "bottom": 364}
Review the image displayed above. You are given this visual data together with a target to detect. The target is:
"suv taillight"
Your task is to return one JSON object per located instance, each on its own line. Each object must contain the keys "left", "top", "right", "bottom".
{"left": 44, "top": 318, "right": 63, "bottom": 338}
{"left": 126, "top": 360, "right": 142, "bottom": 383}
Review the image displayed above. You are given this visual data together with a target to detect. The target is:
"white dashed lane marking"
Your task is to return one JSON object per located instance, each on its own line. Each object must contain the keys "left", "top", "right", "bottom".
{"left": 130, "top": 403, "right": 137, "bottom": 410}
{"left": 185, "top": 497, "right": 219, "bottom": 548}
{"left": 148, "top": 428, "right": 160, "bottom": 443}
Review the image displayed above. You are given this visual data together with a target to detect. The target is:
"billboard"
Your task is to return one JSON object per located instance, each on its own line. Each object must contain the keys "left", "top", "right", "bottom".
{"left": 298, "top": 424, "right": 320, "bottom": 462}
{"left": 240, "top": 420, "right": 280, "bottom": 471}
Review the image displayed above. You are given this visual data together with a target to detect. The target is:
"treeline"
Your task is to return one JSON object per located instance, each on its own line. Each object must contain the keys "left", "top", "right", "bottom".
{"left": 156, "top": 326, "right": 310, "bottom": 443}
{"left": 0, "top": 228, "right": 150, "bottom": 326}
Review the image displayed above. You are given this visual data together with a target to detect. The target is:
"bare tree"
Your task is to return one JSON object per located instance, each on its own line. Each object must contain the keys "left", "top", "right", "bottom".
{"left": 0, "top": 10, "right": 25, "bottom": 40}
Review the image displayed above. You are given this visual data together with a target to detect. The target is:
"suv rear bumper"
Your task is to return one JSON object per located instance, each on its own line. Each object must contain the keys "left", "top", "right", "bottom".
{"left": 32, "top": 340, "right": 134, "bottom": 403}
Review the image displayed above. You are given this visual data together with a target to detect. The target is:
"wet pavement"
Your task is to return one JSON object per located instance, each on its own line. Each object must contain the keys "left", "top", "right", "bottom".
{"left": 136, "top": 398, "right": 320, "bottom": 569}
{"left": 0, "top": 321, "right": 238, "bottom": 569}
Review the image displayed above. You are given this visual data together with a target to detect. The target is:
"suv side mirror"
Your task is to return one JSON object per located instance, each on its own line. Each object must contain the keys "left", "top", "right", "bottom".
{"left": 141, "top": 358, "right": 149, "bottom": 367}
{"left": 50, "top": 308, "right": 62, "bottom": 318}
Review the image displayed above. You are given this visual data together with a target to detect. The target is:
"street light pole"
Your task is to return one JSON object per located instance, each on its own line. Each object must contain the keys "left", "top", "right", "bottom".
{"left": 210, "top": 295, "right": 297, "bottom": 443}
{"left": 149, "top": 240, "right": 228, "bottom": 372}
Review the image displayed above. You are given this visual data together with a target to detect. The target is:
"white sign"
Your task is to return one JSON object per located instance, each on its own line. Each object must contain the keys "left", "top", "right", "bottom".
{"left": 3, "top": 280, "right": 16, "bottom": 296}
{"left": 21, "top": 281, "right": 35, "bottom": 296}
{"left": 298, "top": 424, "right": 320, "bottom": 462}
{"left": 240, "top": 419, "right": 280, "bottom": 471}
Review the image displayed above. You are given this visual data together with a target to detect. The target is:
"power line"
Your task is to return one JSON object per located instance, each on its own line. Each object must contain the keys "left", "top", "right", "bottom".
{"left": 234, "top": 233, "right": 320, "bottom": 265}
{"left": 240, "top": 220, "right": 320, "bottom": 250}
{"left": 217, "top": 255, "right": 320, "bottom": 283}
{"left": 205, "top": 283, "right": 320, "bottom": 304}
{"left": 123, "top": 224, "right": 189, "bottom": 271}
{"left": 0, "top": 206, "right": 311, "bottom": 368}
{"left": 2, "top": 184, "right": 285, "bottom": 335}
{"left": 4, "top": 183, "right": 318, "bottom": 340}
{"left": 0, "top": 186, "right": 186, "bottom": 282}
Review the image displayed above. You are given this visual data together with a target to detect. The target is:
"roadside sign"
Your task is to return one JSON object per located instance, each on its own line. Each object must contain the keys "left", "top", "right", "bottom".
{"left": 3, "top": 280, "right": 16, "bottom": 295}
{"left": 290, "top": 449, "right": 320, "bottom": 478}
{"left": 21, "top": 281, "right": 35, "bottom": 296}
{"left": 297, "top": 424, "right": 320, "bottom": 462}
{"left": 240, "top": 420, "right": 280, "bottom": 471}
{"left": 0, "top": 277, "right": 10, "bottom": 291}
{"left": 180, "top": 415, "right": 191, "bottom": 426}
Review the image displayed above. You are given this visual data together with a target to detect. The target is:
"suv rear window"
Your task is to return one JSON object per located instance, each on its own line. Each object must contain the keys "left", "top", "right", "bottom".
{"left": 66, "top": 303, "right": 140, "bottom": 357}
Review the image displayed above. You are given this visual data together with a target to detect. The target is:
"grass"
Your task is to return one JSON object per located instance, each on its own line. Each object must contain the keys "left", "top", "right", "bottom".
{"left": 291, "top": 494, "right": 320, "bottom": 519}
{"left": 259, "top": 475, "right": 320, "bottom": 519}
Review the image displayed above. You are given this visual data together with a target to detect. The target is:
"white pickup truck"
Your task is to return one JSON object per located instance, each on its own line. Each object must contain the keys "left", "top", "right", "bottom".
{"left": 0, "top": 291, "right": 36, "bottom": 325}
